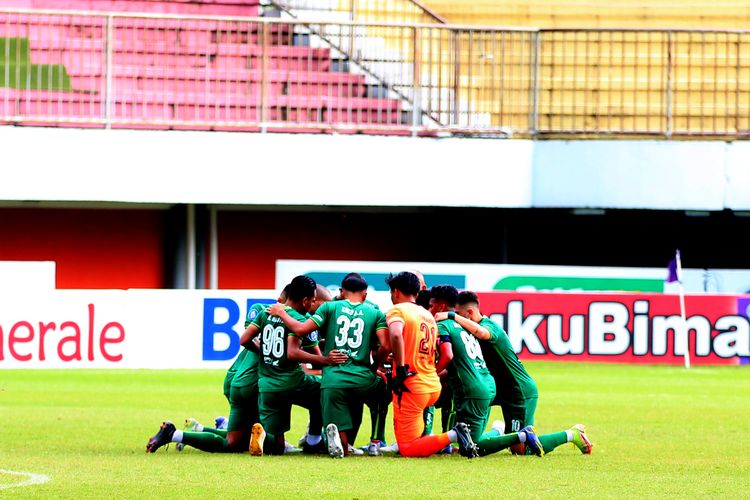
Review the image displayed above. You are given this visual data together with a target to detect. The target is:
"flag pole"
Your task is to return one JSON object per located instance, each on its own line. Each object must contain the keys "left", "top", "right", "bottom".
{"left": 675, "top": 250, "right": 690, "bottom": 369}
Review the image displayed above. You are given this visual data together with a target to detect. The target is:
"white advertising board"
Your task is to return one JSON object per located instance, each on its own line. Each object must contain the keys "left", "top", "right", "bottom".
{"left": 0, "top": 289, "right": 281, "bottom": 369}
{"left": 276, "top": 259, "right": 750, "bottom": 294}
{"left": 0, "top": 261, "right": 56, "bottom": 291}
{"left": 2, "top": 288, "right": 747, "bottom": 369}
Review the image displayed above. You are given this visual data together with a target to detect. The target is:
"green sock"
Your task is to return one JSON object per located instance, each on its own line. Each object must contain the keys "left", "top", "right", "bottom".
{"left": 476, "top": 432, "right": 520, "bottom": 456}
{"left": 180, "top": 431, "right": 228, "bottom": 452}
{"left": 201, "top": 427, "right": 228, "bottom": 438}
{"left": 441, "top": 403, "right": 456, "bottom": 433}
{"left": 422, "top": 406, "right": 435, "bottom": 436}
{"left": 538, "top": 431, "right": 568, "bottom": 454}
{"left": 369, "top": 402, "right": 389, "bottom": 443}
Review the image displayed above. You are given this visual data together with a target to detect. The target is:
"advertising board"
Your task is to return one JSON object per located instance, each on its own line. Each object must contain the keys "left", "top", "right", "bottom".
{"left": 1, "top": 290, "right": 747, "bottom": 368}
{"left": 277, "top": 259, "right": 750, "bottom": 294}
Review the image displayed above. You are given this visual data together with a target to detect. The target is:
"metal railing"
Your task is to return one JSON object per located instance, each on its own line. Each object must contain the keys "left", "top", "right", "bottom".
{"left": 3, "top": 8, "right": 750, "bottom": 137}
{"left": 268, "top": 0, "right": 447, "bottom": 25}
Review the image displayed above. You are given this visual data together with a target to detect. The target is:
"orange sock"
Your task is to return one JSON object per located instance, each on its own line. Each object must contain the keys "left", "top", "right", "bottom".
{"left": 398, "top": 433, "right": 451, "bottom": 457}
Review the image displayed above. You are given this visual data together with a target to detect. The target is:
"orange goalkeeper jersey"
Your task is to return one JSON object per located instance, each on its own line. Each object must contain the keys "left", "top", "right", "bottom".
{"left": 386, "top": 302, "right": 441, "bottom": 394}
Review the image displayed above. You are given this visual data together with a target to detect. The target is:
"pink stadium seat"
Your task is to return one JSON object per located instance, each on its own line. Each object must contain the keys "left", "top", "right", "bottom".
{"left": 0, "top": 0, "right": 261, "bottom": 16}
{"left": 0, "top": 2, "right": 410, "bottom": 131}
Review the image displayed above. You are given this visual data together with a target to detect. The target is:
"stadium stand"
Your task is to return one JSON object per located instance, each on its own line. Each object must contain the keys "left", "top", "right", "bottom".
{"left": 0, "top": 0, "right": 261, "bottom": 17}
{"left": 0, "top": 0, "right": 407, "bottom": 132}
{"left": 308, "top": 0, "right": 750, "bottom": 136}
{"left": 420, "top": 0, "right": 750, "bottom": 29}
{"left": 2, "top": 0, "right": 750, "bottom": 136}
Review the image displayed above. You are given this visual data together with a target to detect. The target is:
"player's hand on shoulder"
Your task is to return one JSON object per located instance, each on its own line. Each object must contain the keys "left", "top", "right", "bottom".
{"left": 267, "top": 302, "right": 285, "bottom": 316}
{"left": 434, "top": 312, "right": 448, "bottom": 321}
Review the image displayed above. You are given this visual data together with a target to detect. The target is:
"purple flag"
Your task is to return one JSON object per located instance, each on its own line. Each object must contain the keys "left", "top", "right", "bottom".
{"left": 666, "top": 253, "right": 680, "bottom": 283}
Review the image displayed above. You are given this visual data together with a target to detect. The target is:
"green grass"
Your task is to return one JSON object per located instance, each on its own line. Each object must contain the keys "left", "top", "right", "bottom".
{"left": 1, "top": 37, "right": 73, "bottom": 91}
{"left": 1, "top": 363, "right": 748, "bottom": 498}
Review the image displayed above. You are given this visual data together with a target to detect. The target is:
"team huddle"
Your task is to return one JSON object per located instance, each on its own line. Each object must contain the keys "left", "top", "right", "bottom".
{"left": 146, "top": 271, "right": 593, "bottom": 458}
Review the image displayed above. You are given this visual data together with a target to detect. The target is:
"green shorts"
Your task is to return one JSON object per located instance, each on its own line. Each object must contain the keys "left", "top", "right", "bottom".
{"left": 455, "top": 397, "right": 492, "bottom": 442}
{"left": 227, "top": 383, "right": 259, "bottom": 433}
{"left": 500, "top": 396, "right": 538, "bottom": 434}
{"left": 321, "top": 377, "right": 381, "bottom": 433}
{"left": 259, "top": 375, "right": 322, "bottom": 437}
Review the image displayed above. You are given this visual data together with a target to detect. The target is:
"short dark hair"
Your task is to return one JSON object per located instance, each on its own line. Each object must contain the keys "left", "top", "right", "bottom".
{"left": 341, "top": 272, "right": 368, "bottom": 292}
{"left": 287, "top": 275, "right": 317, "bottom": 302}
{"left": 430, "top": 285, "right": 459, "bottom": 307}
{"left": 278, "top": 284, "right": 291, "bottom": 302}
{"left": 385, "top": 271, "right": 421, "bottom": 296}
{"left": 457, "top": 291, "right": 480, "bottom": 307}
{"left": 415, "top": 288, "right": 431, "bottom": 309}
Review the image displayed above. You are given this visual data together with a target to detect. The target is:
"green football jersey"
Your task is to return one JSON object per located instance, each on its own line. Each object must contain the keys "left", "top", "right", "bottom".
{"left": 479, "top": 317, "right": 538, "bottom": 403}
{"left": 438, "top": 318, "right": 496, "bottom": 400}
{"left": 311, "top": 299, "right": 387, "bottom": 389}
{"left": 302, "top": 312, "right": 320, "bottom": 349}
{"left": 364, "top": 299, "right": 380, "bottom": 310}
{"left": 231, "top": 302, "right": 267, "bottom": 389}
{"left": 251, "top": 307, "right": 314, "bottom": 393}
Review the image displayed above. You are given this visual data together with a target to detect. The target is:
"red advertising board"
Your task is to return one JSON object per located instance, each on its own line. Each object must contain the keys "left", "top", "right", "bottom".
{"left": 476, "top": 292, "right": 750, "bottom": 365}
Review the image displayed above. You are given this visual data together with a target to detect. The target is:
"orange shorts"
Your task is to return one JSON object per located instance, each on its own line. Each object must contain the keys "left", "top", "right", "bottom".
{"left": 392, "top": 390, "right": 441, "bottom": 445}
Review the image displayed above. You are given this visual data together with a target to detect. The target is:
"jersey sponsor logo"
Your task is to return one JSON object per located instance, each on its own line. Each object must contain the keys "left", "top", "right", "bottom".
{"left": 263, "top": 356, "right": 280, "bottom": 367}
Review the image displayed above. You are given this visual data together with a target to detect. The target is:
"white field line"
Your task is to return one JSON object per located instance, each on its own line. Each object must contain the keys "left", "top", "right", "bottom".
{"left": 0, "top": 469, "right": 51, "bottom": 490}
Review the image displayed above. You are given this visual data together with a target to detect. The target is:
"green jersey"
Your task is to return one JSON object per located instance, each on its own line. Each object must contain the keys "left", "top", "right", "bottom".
{"left": 479, "top": 317, "right": 538, "bottom": 403}
{"left": 251, "top": 307, "right": 316, "bottom": 393}
{"left": 438, "top": 318, "right": 496, "bottom": 400}
{"left": 310, "top": 299, "right": 387, "bottom": 389}
{"left": 364, "top": 299, "right": 380, "bottom": 310}
{"left": 230, "top": 302, "right": 266, "bottom": 388}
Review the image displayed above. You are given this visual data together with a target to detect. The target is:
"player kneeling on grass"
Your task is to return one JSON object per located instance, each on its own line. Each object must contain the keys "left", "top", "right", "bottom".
{"left": 268, "top": 272, "right": 391, "bottom": 458}
{"left": 243, "top": 275, "right": 348, "bottom": 456}
{"left": 146, "top": 300, "right": 289, "bottom": 454}
{"left": 385, "top": 272, "right": 478, "bottom": 458}
{"left": 450, "top": 291, "right": 593, "bottom": 456}
{"left": 430, "top": 285, "right": 544, "bottom": 457}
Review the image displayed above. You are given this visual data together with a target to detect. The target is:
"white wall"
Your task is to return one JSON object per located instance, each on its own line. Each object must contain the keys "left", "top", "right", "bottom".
{"left": 2, "top": 126, "right": 750, "bottom": 210}
{"left": 0, "top": 127, "right": 534, "bottom": 208}
{"left": 532, "top": 141, "right": 734, "bottom": 210}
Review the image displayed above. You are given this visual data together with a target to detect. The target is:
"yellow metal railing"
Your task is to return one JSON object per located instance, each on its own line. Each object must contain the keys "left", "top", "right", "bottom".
{"left": 419, "top": 0, "right": 750, "bottom": 30}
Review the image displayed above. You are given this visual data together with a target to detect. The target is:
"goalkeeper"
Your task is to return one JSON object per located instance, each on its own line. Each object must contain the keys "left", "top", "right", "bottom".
{"left": 384, "top": 272, "right": 478, "bottom": 458}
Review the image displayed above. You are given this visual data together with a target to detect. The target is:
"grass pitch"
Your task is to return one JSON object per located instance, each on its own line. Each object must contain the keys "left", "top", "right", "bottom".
{"left": 1, "top": 362, "right": 748, "bottom": 498}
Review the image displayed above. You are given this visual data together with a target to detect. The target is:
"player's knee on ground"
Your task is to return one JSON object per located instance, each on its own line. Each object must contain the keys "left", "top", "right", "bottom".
{"left": 510, "top": 443, "right": 526, "bottom": 455}
{"left": 398, "top": 434, "right": 451, "bottom": 457}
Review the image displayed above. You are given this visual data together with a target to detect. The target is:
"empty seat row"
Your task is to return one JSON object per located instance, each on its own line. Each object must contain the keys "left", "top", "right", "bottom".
{"left": 1, "top": 3, "right": 409, "bottom": 130}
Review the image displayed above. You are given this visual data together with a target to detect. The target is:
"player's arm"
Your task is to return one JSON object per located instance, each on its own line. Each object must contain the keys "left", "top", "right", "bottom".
{"left": 287, "top": 335, "right": 348, "bottom": 366}
{"left": 435, "top": 326, "right": 454, "bottom": 373}
{"left": 436, "top": 342, "right": 453, "bottom": 373}
{"left": 388, "top": 319, "right": 405, "bottom": 369}
{"left": 240, "top": 324, "right": 261, "bottom": 352}
{"left": 435, "top": 311, "right": 491, "bottom": 340}
{"left": 266, "top": 302, "right": 319, "bottom": 336}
